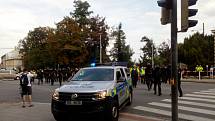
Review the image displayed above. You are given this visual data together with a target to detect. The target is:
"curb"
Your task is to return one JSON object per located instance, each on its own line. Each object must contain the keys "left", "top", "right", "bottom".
{"left": 0, "top": 102, "right": 162, "bottom": 121}
{"left": 120, "top": 113, "right": 162, "bottom": 121}
{"left": 182, "top": 79, "right": 215, "bottom": 83}
{"left": 0, "top": 79, "right": 15, "bottom": 81}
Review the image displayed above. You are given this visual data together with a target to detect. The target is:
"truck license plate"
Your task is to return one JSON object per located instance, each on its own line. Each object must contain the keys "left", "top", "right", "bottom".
{"left": 66, "top": 101, "right": 82, "bottom": 105}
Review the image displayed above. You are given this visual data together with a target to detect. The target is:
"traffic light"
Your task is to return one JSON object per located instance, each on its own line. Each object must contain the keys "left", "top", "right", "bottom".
{"left": 181, "top": 0, "right": 198, "bottom": 32}
{"left": 157, "top": 0, "right": 172, "bottom": 25}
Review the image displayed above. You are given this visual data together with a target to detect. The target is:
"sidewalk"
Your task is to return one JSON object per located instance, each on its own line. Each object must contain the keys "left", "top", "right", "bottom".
{"left": 182, "top": 78, "right": 215, "bottom": 83}
{"left": 0, "top": 102, "right": 160, "bottom": 121}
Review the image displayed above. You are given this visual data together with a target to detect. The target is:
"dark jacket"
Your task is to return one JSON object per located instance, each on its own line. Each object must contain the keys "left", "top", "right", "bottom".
{"left": 154, "top": 67, "right": 161, "bottom": 82}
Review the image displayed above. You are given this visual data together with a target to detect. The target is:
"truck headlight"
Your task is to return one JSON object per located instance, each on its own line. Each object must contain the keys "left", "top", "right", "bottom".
{"left": 98, "top": 90, "right": 107, "bottom": 99}
{"left": 52, "top": 89, "right": 59, "bottom": 101}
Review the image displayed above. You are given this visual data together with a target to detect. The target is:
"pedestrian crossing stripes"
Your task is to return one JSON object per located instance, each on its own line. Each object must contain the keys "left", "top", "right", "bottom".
{"left": 133, "top": 88, "right": 215, "bottom": 121}
{"left": 208, "top": 88, "right": 215, "bottom": 91}
{"left": 185, "top": 94, "right": 215, "bottom": 99}
{"left": 133, "top": 106, "right": 215, "bottom": 121}
{"left": 200, "top": 90, "right": 215, "bottom": 93}
{"left": 148, "top": 102, "right": 215, "bottom": 115}
{"left": 193, "top": 92, "right": 215, "bottom": 96}
{"left": 179, "top": 96, "right": 215, "bottom": 103}
{"left": 162, "top": 99, "right": 215, "bottom": 108}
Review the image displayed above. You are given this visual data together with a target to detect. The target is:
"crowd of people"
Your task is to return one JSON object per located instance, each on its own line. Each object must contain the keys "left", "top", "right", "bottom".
{"left": 19, "top": 69, "right": 79, "bottom": 86}
{"left": 18, "top": 68, "right": 79, "bottom": 108}
{"left": 130, "top": 64, "right": 183, "bottom": 97}
{"left": 18, "top": 64, "right": 183, "bottom": 108}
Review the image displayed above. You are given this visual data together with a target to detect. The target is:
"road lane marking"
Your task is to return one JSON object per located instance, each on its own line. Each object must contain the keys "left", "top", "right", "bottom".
{"left": 148, "top": 102, "right": 215, "bottom": 116}
{"left": 185, "top": 94, "right": 215, "bottom": 99}
{"left": 179, "top": 97, "right": 215, "bottom": 103}
{"left": 33, "top": 102, "right": 51, "bottom": 105}
{"left": 120, "top": 113, "right": 161, "bottom": 121}
{"left": 200, "top": 90, "right": 215, "bottom": 93}
{"left": 162, "top": 99, "right": 215, "bottom": 108}
{"left": 209, "top": 89, "right": 215, "bottom": 90}
{"left": 193, "top": 92, "right": 215, "bottom": 96}
{"left": 133, "top": 106, "right": 215, "bottom": 121}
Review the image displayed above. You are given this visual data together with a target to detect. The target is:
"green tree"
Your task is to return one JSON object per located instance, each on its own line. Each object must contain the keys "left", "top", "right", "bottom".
{"left": 178, "top": 32, "right": 214, "bottom": 69}
{"left": 87, "top": 15, "right": 110, "bottom": 63}
{"left": 19, "top": 0, "right": 112, "bottom": 69}
{"left": 157, "top": 42, "right": 171, "bottom": 65}
{"left": 72, "top": 0, "right": 93, "bottom": 27}
{"left": 71, "top": 0, "right": 110, "bottom": 63}
{"left": 54, "top": 17, "right": 88, "bottom": 68}
{"left": 110, "top": 23, "right": 133, "bottom": 62}
{"left": 139, "top": 36, "right": 156, "bottom": 66}
{"left": 19, "top": 27, "right": 55, "bottom": 69}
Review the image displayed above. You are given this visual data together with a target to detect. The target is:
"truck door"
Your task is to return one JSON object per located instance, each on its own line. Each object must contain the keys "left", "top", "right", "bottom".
{"left": 116, "top": 68, "right": 127, "bottom": 106}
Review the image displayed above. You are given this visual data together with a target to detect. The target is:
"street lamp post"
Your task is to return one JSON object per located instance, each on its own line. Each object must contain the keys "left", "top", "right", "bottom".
{"left": 191, "top": 23, "right": 205, "bottom": 35}
{"left": 99, "top": 33, "right": 102, "bottom": 64}
{"left": 211, "top": 29, "right": 215, "bottom": 68}
{"left": 151, "top": 42, "right": 154, "bottom": 69}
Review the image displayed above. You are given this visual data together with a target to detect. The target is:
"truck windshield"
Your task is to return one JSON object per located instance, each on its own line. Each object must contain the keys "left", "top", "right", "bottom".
{"left": 71, "top": 68, "right": 114, "bottom": 81}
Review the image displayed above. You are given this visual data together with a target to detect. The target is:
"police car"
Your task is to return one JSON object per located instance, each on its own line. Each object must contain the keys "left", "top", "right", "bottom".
{"left": 51, "top": 65, "right": 133, "bottom": 121}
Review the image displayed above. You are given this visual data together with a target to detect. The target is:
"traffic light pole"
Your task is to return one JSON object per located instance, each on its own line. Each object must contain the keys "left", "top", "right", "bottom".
{"left": 171, "top": 0, "right": 178, "bottom": 121}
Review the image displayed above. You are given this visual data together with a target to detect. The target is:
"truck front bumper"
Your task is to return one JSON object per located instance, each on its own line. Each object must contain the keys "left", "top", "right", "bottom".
{"left": 51, "top": 97, "right": 112, "bottom": 116}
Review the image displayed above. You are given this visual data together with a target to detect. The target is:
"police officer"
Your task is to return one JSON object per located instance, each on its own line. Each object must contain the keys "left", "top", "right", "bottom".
{"left": 131, "top": 65, "right": 139, "bottom": 88}
{"left": 166, "top": 65, "right": 171, "bottom": 84}
{"left": 37, "top": 70, "right": 44, "bottom": 85}
{"left": 161, "top": 66, "right": 167, "bottom": 83}
{"left": 145, "top": 64, "right": 153, "bottom": 91}
{"left": 178, "top": 68, "right": 183, "bottom": 97}
{"left": 153, "top": 66, "right": 161, "bottom": 96}
{"left": 140, "top": 66, "right": 145, "bottom": 84}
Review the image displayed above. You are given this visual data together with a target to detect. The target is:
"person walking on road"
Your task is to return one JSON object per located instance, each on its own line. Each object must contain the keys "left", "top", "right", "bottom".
{"left": 140, "top": 66, "right": 145, "bottom": 84}
{"left": 145, "top": 64, "right": 153, "bottom": 91}
{"left": 153, "top": 66, "right": 162, "bottom": 96}
{"left": 131, "top": 65, "right": 139, "bottom": 88}
{"left": 20, "top": 69, "right": 34, "bottom": 108}
{"left": 178, "top": 68, "right": 183, "bottom": 97}
{"left": 58, "top": 71, "right": 63, "bottom": 86}
{"left": 166, "top": 65, "right": 171, "bottom": 84}
{"left": 37, "top": 70, "right": 43, "bottom": 85}
{"left": 161, "top": 66, "right": 167, "bottom": 83}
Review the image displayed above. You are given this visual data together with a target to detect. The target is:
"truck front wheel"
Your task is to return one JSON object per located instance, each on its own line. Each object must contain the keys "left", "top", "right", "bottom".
{"left": 127, "top": 91, "right": 133, "bottom": 106}
{"left": 105, "top": 100, "right": 119, "bottom": 121}
{"left": 53, "top": 114, "right": 64, "bottom": 121}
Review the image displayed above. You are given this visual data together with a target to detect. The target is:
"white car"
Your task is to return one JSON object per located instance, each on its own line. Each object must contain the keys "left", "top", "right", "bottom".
{"left": 14, "top": 72, "right": 23, "bottom": 80}
{"left": 14, "top": 71, "right": 37, "bottom": 80}
{"left": 51, "top": 65, "right": 133, "bottom": 121}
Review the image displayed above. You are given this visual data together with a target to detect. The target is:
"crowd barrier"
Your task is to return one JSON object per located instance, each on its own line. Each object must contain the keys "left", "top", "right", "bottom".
{"left": 182, "top": 71, "right": 214, "bottom": 79}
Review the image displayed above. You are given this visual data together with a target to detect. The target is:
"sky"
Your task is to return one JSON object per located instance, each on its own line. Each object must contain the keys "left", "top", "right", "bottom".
{"left": 0, "top": 0, "right": 215, "bottom": 62}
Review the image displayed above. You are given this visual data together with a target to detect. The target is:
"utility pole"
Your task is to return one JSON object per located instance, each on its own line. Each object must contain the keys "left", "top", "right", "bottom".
{"left": 211, "top": 30, "right": 215, "bottom": 68}
{"left": 203, "top": 23, "right": 205, "bottom": 35}
{"left": 171, "top": 0, "right": 178, "bottom": 120}
{"left": 157, "top": 0, "right": 178, "bottom": 119}
{"left": 151, "top": 41, "right": 154, "bottom": 69}
{"left": 157, "top": 0, "right": 198, "bottom": 120}
{"left": 99, "top": 33, "right": 102, "bottom": 64}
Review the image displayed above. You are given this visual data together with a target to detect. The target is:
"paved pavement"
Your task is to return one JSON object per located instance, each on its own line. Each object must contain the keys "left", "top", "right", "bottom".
{"left": 181, "top": 78, "right": 215, "bottom": 83}
{"left": 0, "top": 79, "right": 160, "bottom": 121}
{"left": 132, "top": 88, "right": 215, "bottom": 121}
{"left": 1, "top": 78, "right": 215, "bottom": 121}
{"left": 2, "top": 78, "right": 215, "bottom": 83}
{"left": 0, "top": 102, "right": 160, "bottom": 121}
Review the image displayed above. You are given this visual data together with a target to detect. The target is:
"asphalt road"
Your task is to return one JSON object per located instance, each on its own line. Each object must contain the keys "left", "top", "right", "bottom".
{"left": 0, "top": 79, "right": 215, "bottom": 121}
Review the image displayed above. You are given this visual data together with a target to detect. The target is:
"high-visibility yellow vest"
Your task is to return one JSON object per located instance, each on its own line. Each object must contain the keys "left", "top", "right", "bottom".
{"left": 140, "top": 68, "right": 145, "bottom": 75}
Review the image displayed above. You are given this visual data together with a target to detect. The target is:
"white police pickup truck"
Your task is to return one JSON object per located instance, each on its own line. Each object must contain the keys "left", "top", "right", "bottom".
{"left": 51, "top": 66, "right": 133, "bottom": 121}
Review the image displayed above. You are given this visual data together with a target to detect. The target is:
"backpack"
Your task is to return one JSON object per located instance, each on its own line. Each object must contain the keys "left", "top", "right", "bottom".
{"left": 21, "top": 74, "right": 29, "bottom": 86}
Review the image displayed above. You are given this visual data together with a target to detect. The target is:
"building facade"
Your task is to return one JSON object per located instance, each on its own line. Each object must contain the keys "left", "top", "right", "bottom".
{"left": 0, "top": 49, "right": 23, "bottom": 70}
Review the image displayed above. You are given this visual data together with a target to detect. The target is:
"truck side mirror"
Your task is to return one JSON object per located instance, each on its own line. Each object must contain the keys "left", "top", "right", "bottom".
{"left": 117, "top": 77, "right": 125, "bottom": 82}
